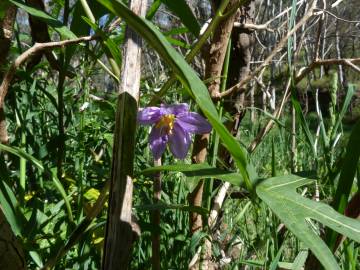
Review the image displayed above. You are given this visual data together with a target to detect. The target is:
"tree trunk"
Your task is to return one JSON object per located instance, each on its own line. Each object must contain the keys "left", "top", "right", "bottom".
{"left": 188, "top": 0, "right": 240, "bottom": 235}
{"left": 0, "top": 3, "right": 17, "bottom": 144}
{"left": 225, "top": 1, "right": 256, "bottom": 127}
{"left": 200, "top": 2, "right": 256, "bottom": 269}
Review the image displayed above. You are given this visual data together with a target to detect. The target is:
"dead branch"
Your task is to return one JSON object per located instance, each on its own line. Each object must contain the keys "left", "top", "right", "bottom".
{"left": 234, "top": 22, "right": 274, "bottom": 32}
{"left": 0, "top": 35, "right": 97, "bottom": 107}
{"left": 314, "top": 8, "right": 360, "bottom": 24}
{"left": 295, "top": 57, "right": 360, "bottom": 83}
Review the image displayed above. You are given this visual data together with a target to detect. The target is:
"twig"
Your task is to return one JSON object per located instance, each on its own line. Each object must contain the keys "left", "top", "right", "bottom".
{"left": 294, "top": 57, "right": 360, "bottom": 83}
{"left": 189, "top": 182, "right": 232, "bottom": 269}
{"left": 331, "top": 0, "right": 344, "bottom": 8}
{"left": 234, "top": 22, "right": 274, "bottom": 32}
{"left": 208, "top": 182, "right": 231, "bottom": 229}
{"left": 314, "top": 8, "right": 360, "bottom": 24}
{"left": 0, "top": 35, "right": 97, "bottom": 107}
{"left": 152, "top": 158, "right": 162, "bottom": 270}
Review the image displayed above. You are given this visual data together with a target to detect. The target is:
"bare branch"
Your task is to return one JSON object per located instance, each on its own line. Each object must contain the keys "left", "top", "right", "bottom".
{"left": 234, "top": 22, "right": 274, "bottom": 32}
{"left": 314, "top": 8, "right": 360, "bottom": 24}
{"left": 0, "top": 35, "right": 97, "bottom": 107}
{"left": 295, "top": 57, "right": 360, "bottom": 83}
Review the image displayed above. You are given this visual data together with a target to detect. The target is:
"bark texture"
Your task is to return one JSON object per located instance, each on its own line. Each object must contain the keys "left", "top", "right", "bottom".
{"left": 0, "top": 3, "right": 17, "bottom": 145}
{"left": 192, "top": 2, "right": 256, "bottom": 269}
{"left": 0, "top": 4, "right": 17, "bottom": 68}
{"left": 225, "top": 2, "right": 256, "bottom": 125}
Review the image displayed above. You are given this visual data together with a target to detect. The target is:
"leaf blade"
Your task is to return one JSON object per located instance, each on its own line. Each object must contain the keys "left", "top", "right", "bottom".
{"left": 257, "top": 174, "right": 360, "bottom": 270}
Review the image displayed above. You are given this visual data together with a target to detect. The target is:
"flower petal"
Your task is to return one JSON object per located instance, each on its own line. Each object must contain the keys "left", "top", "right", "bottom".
{"left": 176, "top": 112, "right": 212, "bottom": 134}
{"left": 161, "top": 103, "right": 189, "bottom": 115}
{"left": 149, "top": 126, "right": 168, "bottom": 159}
{"left": 137, "top": 107, "right": 162, "bottom": 125}
{"left": 168, "top": 122, "right": 191, "bottom": 159}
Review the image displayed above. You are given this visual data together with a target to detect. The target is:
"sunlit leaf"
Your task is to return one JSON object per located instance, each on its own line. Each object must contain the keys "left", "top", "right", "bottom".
{"left": 142, "top": 163, "right": 243, "bottom": 187}
{"left": 257, "top": 174, "right": 360, "bottom": 270}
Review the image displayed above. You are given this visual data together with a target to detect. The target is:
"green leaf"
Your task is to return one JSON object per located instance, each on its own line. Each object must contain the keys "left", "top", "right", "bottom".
{"left": 160, "top": 0, "right": 200, "bottom": 36}
{"left": 146, "top": 0, "right": 161, "bottom": 20}
{"left": 332, "top": 119, "right": 360, "bottom": 213}
{"left": 65, "top": 1, "right": 108, "bottom": 62}
{"left": 0, "top": 181, "right": 23, "bottom": 236}
{"left": 142, "top": 163, "right": 244, "bottom": 186}
{"left": 163, "top": 27, "right": 189, "bottom": 36}
{"left": 291, "top": 92, "right": 316, "bottom": 158}
{"left": 29, "top": 250, "right": 43, "bottom": 268}
{"left": 0, "top": 0, "right": 11, "bottom": 20}
{"left": 292, "top": 250, "right": 308, "bottom": 270}
{"left": 327, "top": 119, "right": 360, "bottom": 249}
{"left": 0, "top": 143, "right": 74, "bottom": 222}
{"left": 0, "top": 143, "right": 43, "bottom": 169}
{"left": 81, "top": 16, "right": 122, "bottom": 68}
{"left": 70, "top": 1, "right": 108, "bottom": 37}
{"left": 331, "top": 84, "right": 355, "bottom": 140}
{"left": 166, "top": 36, "right": 191, "bottom": 49}
{"left": 9, "top": 0, "right": 77, "bottom": 39}
{"left": 135, "top": 202, "right": 208, "bottom": 215}
{"left": 97, "top": 0, "right": 255, "bottom": 190}
{"left": 257, "top": 174, "right": 360, "bottom": 270}
{"left": 269, "top": 244, "right": 284, "bottom": 270}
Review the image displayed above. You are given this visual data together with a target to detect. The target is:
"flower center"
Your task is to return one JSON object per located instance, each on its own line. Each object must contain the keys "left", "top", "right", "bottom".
{"left": 155, "top": 114, "right": 175, "bottom": 134}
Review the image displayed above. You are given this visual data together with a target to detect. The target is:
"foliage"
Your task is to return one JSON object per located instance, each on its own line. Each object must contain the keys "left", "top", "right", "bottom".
{"left": 0, "top": 0, "right": 359, "bottom": 269}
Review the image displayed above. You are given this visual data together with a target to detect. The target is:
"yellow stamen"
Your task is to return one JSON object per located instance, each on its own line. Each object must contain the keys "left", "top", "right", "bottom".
{"left": 155, "top": 114, "right": 175, "bottom": 134}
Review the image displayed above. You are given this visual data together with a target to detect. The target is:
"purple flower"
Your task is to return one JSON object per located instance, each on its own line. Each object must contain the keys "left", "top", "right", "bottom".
{"left": 137, "top": 103, "right": 212, "bottom": 159}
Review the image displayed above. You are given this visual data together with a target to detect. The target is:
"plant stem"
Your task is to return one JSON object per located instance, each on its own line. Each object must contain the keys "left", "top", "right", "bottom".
{"left": 19, "top": 128, "right": 26, "bottom": 191}
{"left": 152, "top": 158, "right": 162, "bottom": 270}
{"left": 56, "top": 54, "right": 66, "bottom": 180}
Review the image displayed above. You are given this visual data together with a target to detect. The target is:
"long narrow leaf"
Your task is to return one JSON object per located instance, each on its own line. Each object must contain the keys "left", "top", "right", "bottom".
{"left": 291, "top": 91, "right": 316, "bottom": 157}
{"left": 97, "top": 0, "right": 255, "bottom": 190}
{"left": 331, "top": 83, "right": 355, "bottom": 140}
{"left": 160, "top": 0, "right": 200, "bottom": 36}
{"left": 0, "top": 144, "right": 73, "bottom": 222}
{"left": 0, "top": 181, "right": 23, "bottom": 235}
{"left": 327, "top": 119, "right": 360, "bottom": 249}
{"left": 142, "top": 163, "right": 244, "bottom": 187}
{"left": 9, "top": 0, "right": 77, "bottom": 39}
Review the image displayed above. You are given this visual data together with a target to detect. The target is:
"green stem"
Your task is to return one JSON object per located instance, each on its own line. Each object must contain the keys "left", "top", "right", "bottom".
{"left": 80, "top": 0, "right": 121, "bottom": 78}
{"left": 57, "top": 55, "right": 66, "bottom": 180}
{"left": 19, "top": 128, "right": 26, "bottom": 191}
{"left": 80, "top": 0, "right": 96, "bottom": 23}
